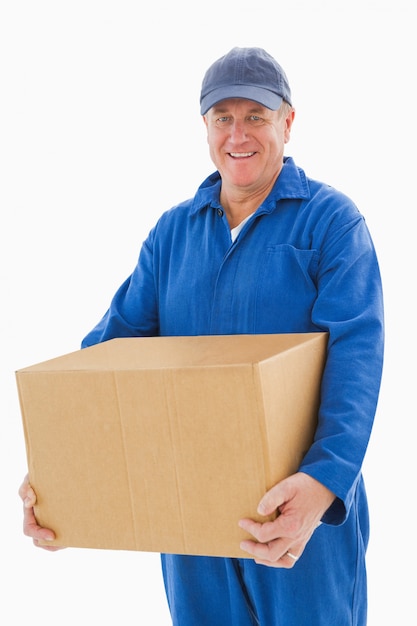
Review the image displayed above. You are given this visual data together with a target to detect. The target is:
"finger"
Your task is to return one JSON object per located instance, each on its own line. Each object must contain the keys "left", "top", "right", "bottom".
{"left": 19, "top": 476, "right": 63, "bottom": 551}
{"left": 23, "top": 486, "right": 36, "bottom": 509}
{"left": 281, "top": 541, "right": 304, "bottom": 567}
{"left": 33, "top": 538, "right": 63, "bottom": 552}
{"left": 240, "top": 536, "right": 287, "bottom": 563}
{"left": 18, "top": 475, "right": 38, "bottom": 510}
{"left": 257, "top": 481, "right": 287, "bottom": 516}
{"left": 239, "top": 517, "right": 283, "bottom": 544}
{"left": 285, "top": 550, "right": 300, "bottom": 564}
{"left": 239, "top": 517, "right": 262, "bottom": 538}
{"left": 23, "top": 506, "right": 55, "bottom": 541}
{"left": 281, "top": 548, "right": 301, "bottom": 568}
{"left": 18, "top": 474, "right": 31, "bottom": 500}
{"left": 240, "top": 538, "right": 303, "bottom": 569}
{"left": 252, "top": 554, "right": 297, "bottom": 569}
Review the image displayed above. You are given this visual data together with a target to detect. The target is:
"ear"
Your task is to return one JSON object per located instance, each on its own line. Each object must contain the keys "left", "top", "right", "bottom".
{"left": 284, "top": 109, "right": 295, "bottom": 144}
{"left": 202, "top": 115, "right": 209, "bottom": 143}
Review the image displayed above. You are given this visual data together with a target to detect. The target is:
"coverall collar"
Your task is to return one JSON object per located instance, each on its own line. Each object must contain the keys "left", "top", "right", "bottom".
{"left": 190, "top": 156, "right": 311, "bottom": 215}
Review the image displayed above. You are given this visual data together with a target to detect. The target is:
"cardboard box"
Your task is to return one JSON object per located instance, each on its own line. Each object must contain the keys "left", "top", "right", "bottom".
{"left": 16, "top": 332, "right": 327, "bottom": 558}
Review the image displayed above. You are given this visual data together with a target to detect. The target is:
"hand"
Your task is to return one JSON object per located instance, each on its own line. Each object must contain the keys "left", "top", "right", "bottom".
{"left": 18, "top": 474, "right": 64, "bottom": 551}
{"left": 238, "top": 472, "right": 335, "bottom": 568}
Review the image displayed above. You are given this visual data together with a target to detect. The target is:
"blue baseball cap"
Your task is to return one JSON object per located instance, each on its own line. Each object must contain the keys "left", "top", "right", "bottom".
{"left": 200, "top": 47, "right": 292, "bottom": 115}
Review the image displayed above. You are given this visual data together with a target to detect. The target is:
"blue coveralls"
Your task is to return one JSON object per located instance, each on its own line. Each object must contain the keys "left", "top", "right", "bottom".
{"left": 82, "top": 156, "right": 384, "bottom": 625}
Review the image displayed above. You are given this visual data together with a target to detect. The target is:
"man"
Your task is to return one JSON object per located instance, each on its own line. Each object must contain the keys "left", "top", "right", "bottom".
{"left": 20, "top": 47, "right": 384, "bottom": 625}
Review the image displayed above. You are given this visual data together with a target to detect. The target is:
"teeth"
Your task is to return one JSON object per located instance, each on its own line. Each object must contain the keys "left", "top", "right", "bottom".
{"left": 230, "top": 152, "right": 255, "bottom": 158}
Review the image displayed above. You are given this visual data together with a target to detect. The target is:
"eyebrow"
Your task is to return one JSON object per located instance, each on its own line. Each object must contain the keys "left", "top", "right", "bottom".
{"left": 211, "top": 105, "right": 266, "bottom": 115}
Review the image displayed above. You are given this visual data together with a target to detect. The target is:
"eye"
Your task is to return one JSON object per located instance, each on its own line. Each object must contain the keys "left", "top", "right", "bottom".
{"left": 216, "top": 116, "right": 229, "bottom": 123}
{"left": 248, "top": 115, "right": 263, "bottom": 123}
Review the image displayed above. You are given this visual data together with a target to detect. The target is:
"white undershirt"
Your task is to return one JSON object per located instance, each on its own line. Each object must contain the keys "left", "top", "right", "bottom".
{"left": 230, "top": 213, "right": 254, "bottom": 242}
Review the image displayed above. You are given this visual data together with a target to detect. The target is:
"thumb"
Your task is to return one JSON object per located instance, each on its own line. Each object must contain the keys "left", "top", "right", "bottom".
{"left": 257, "top": 481, "right": 288, "bottom": 517}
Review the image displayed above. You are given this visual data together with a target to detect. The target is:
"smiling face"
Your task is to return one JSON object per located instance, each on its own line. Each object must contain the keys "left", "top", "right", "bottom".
{"left": 203, "top": 98, "right": 294, "bottom": 205}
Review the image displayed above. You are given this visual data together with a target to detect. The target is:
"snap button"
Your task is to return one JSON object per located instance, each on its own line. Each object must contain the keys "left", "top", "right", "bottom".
{"left": 217, "top": 208, "right": 223, "bottom": 217}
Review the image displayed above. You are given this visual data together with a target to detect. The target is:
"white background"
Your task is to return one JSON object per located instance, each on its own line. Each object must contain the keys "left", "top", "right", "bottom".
{"left": 1, "top": 1, "right": 415, "bottom": 624}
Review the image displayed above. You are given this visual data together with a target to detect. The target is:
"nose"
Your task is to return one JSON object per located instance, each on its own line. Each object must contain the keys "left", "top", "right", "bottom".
{"left": 229, "top": 120, "right": 248, "bottom": 142}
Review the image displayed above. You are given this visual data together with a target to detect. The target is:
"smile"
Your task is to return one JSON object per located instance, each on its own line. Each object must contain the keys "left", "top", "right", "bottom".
{"left": 229, "top": 152, "right": 255, "bottom": 158}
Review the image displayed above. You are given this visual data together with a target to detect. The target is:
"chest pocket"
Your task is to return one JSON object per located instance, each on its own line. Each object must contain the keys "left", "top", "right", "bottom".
{"left": 254, "top": 244, "right": 319, "bottom": 333}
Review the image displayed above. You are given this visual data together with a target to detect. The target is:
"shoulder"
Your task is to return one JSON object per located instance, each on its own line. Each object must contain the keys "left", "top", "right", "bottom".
{"left": 301, "top": 173, "right": 363, "bottom": 226}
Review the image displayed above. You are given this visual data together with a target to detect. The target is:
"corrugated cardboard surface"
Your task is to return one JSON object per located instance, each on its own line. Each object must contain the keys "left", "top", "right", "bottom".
{"left": 16, "top": 333, "right": 328, "bottom": 558}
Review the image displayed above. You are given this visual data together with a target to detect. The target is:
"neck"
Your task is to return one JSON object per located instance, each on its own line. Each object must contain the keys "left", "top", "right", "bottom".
{"left": 220, "top": 177, "right": 278, "bottom": 229}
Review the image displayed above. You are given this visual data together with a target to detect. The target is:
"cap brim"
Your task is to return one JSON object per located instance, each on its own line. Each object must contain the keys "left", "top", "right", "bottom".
{"left": 200, "top": 85, "right": 283, "bottom": 115}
